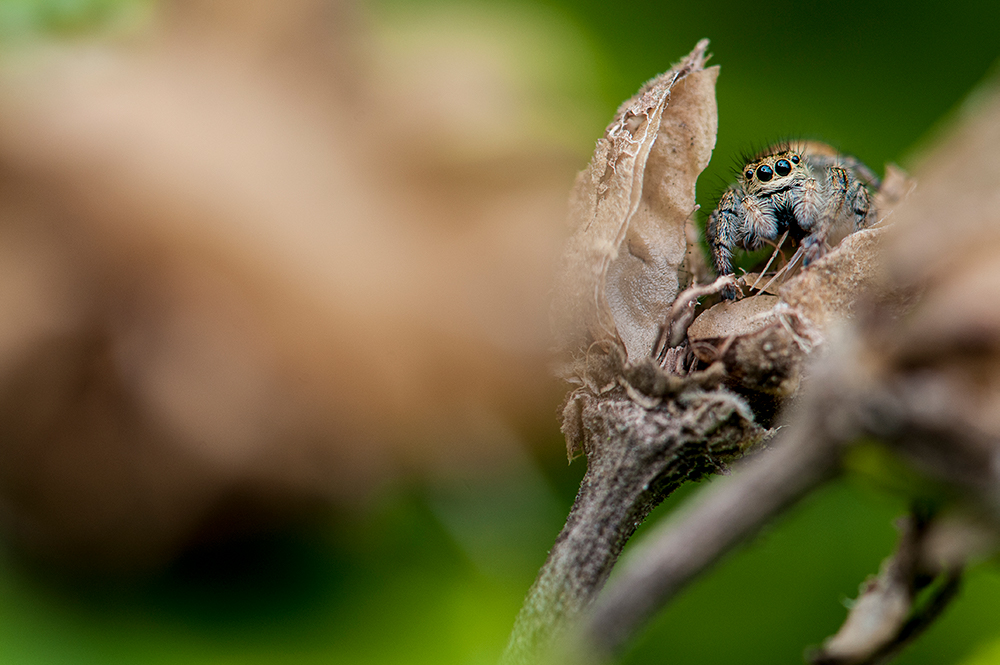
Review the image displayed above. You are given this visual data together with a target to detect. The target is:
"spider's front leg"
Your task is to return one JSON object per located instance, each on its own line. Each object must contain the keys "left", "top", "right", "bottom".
{"left": 786, "top": 174, "right": 828, "bottom": 265}
{"left": 807, "top": 153, "right": 881, "bottom": 190}
{"left": 815, "top": 165, "right": 876, "bottom": 251}
{"left": 706, "top": 188, "right": 744, "bottom": 300}
{"left": 845, "top": 172, "right": 875, "bottom": 230}
{"left": 789, "top": 175, "right": 822, "bottom": 233}
{"left": 798, "top": 167, "right": 864, "bottom": 266}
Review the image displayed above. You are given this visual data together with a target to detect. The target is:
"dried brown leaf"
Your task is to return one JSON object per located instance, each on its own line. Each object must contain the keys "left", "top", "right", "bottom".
{"left": 553, "top": 40, "right": 718, "bottom": 382}
{"left": 778, "top": 226, "right": 894, "bottom": 331}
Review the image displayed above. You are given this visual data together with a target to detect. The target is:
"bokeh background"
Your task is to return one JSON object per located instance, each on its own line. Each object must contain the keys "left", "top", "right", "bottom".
{"left": 0, "top": 1, "right": 999, "bottom": 664}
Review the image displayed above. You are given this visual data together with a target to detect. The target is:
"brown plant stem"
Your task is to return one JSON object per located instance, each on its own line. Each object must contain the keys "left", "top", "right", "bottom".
{"left": 500, "top": 388, "right": 761, "bottom": 665}
{"left": 811, "top": 509, "right": 963, "bottom": 665}
{"left": 580, "top": 411, "right": 842, "bottom": 661}
{"left": 575, "top": 344, "right": 996, "bottom": 664}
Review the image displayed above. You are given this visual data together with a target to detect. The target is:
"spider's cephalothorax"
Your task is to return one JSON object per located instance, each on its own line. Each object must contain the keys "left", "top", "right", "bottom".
{"left": 706, "top": 141, "right": 880, "bottom": 298}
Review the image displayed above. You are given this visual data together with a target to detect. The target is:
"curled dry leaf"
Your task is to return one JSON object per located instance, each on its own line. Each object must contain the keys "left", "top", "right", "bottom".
{"left": 552, "top": 39, "right": 717, "bottom": 383}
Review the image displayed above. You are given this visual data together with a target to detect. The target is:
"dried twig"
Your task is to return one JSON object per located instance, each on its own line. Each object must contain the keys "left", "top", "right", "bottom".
{"left": 810, "top": 509, "right": 963, "bottom": 665}
{"left": 575, "top": 335, "right": 1000, "bottom": 665}
{"left": 571, "top": 375, "right": 850, "bottom": 663}
{"left": 500, "top": 388, "right": 762, "bottom": 665}
{"left": 652, "top": 274, "right": 737, "bottom": 360}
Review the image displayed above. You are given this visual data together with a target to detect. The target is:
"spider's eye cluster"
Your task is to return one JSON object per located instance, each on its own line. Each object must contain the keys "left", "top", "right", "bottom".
{"left": 744, "top": 152, "right": 800, "bottom": 182}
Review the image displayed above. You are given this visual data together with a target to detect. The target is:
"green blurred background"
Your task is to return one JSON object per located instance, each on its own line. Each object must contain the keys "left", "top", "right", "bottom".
{"left": 1, "top": 1, "right": 1000, "bottom": 664}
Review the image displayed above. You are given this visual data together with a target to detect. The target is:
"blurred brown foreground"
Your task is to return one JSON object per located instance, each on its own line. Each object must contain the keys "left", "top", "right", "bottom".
{"left": 0, "top": 0, "right": 585, "bottom": 570}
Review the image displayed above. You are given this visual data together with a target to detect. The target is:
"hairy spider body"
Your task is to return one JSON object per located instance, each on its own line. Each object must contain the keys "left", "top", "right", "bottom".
{"left": 707, "top": 142, "right": 880, "bottom": 298}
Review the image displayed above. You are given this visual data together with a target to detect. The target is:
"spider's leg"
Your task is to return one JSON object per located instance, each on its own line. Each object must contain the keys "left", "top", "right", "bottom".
{"left": 789, "top": 176, "right": 822, "bottom": 234}
{"left": 807, "top": 153, "right": 881, "bottom": 189}
{"left": 800, "top": 166, "right": 855, "bottom": 266}
{"left": 707, "top": 189, "right": 739, "bottom": 276}
{"left": 706, "top": 188, "right": 744, "bottom": 299}
{"left": 846, "top": 175, "right": 874, "bottom": 229}
{"left": 740, "top": 193, "right": 778, "bottom": 249}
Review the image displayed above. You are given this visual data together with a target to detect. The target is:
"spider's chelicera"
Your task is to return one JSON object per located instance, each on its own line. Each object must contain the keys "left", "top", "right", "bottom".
{"left": 706, "top": 141, "right": 880, "bottom": 299}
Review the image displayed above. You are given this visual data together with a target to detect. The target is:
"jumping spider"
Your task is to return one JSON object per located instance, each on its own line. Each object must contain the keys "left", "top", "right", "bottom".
{"left": 706, "top": 142, "right": 880, "bottom": 299}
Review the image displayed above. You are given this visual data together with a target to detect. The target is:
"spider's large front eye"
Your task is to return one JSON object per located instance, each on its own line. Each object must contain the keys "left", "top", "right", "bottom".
{"left": 756, "top": 164, "right": 774, "bottom": 181}
{"left": 774, "top": 159, "right": 792, "bottom": 176}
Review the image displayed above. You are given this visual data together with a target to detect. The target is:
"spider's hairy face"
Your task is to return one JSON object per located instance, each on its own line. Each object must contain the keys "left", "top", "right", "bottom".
{"left": 739, "top": 147, "right": 808, "bottom": 197}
